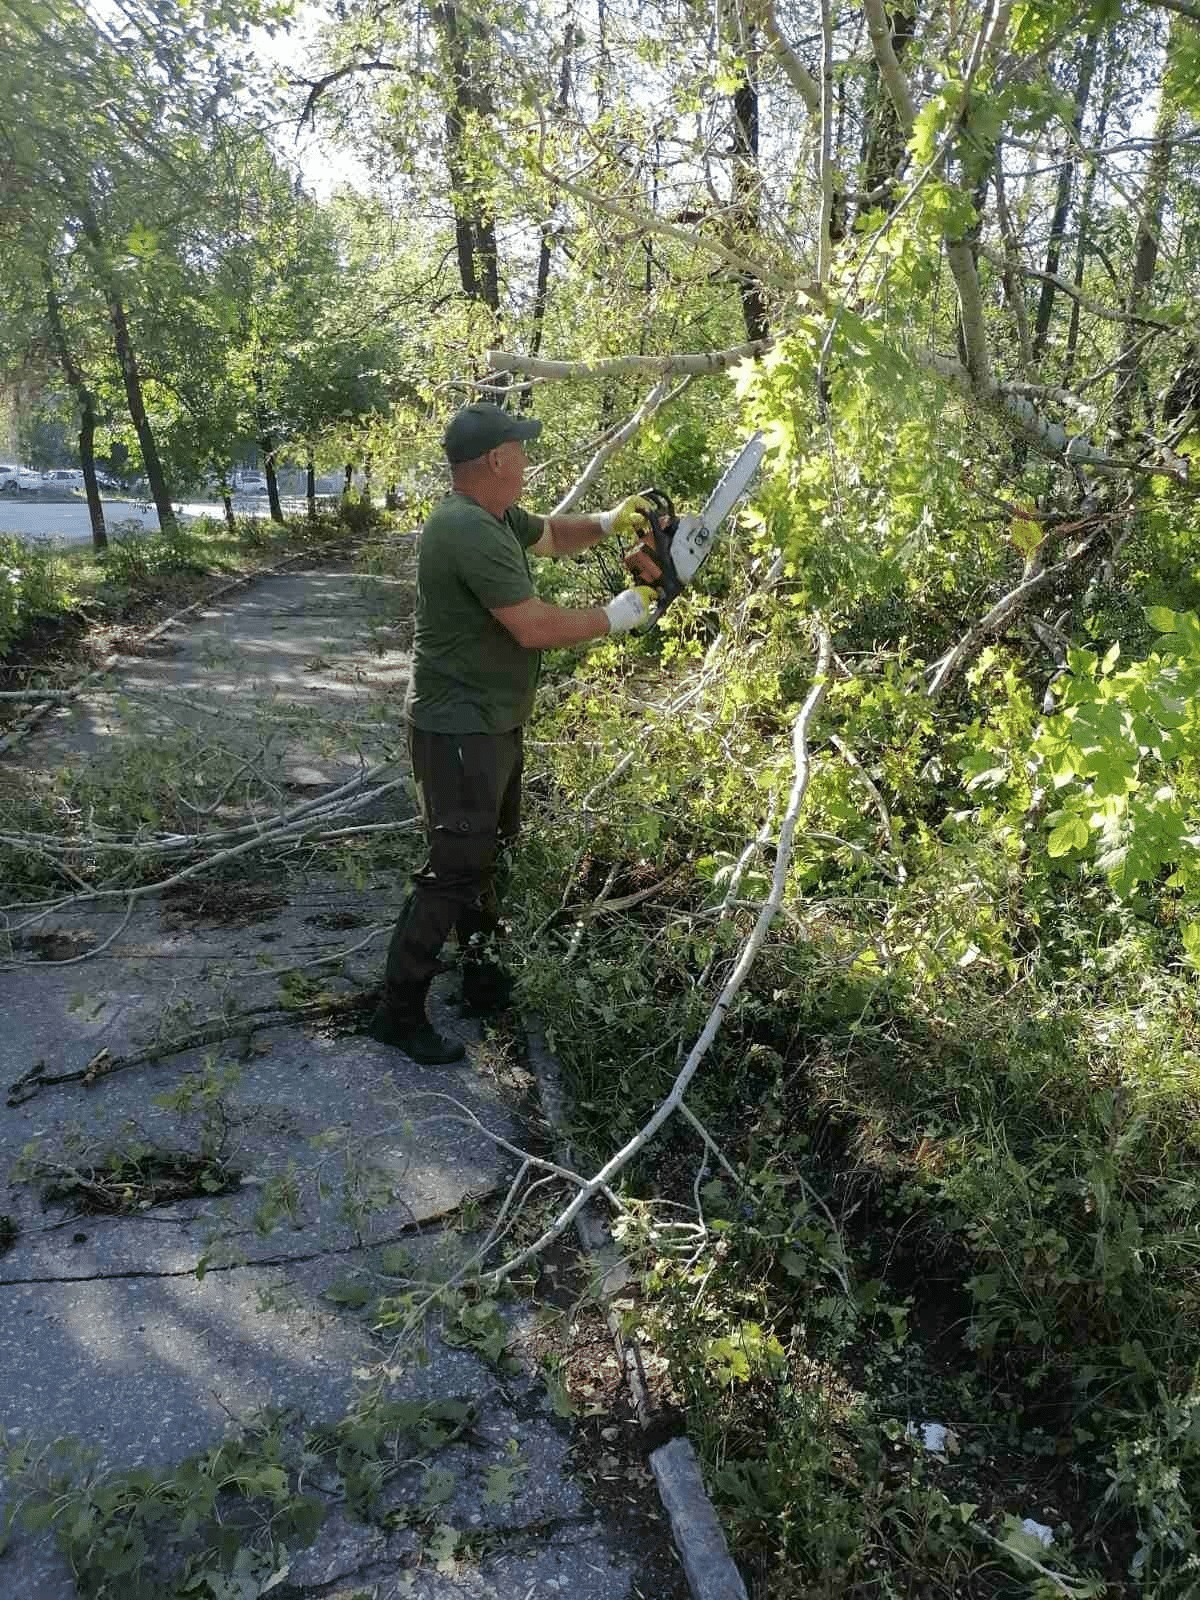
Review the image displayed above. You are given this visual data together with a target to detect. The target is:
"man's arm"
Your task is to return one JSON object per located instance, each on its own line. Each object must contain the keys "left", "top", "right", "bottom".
{"left": 491, "top": 585, "right": 656, "bottom": 649}
{"left": 530, "top": 495, "right": 651, "bottom": 558}
{"left": 491, "top": 595, "right": 609, "bottom": 647}
{"left": 530, "top": 514, "right": 604, "bottom": 558}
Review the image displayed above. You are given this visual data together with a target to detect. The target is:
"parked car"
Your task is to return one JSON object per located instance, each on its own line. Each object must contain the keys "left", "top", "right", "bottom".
{"left": 235, "top": 470, "right": 268, "bottom": 494}
{"left": 42, "top": 468, "right": 84, "bottom": 489}
{"left": 0, "top": 464, "right": 43, "bottom": 490}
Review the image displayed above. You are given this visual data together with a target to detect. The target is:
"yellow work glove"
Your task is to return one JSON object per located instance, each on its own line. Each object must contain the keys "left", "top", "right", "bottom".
{"left": 598, "top": 494, "right": 653, "bottom": 540}
{"left": 603, "top": 585, "right": 658, "bottom": 634}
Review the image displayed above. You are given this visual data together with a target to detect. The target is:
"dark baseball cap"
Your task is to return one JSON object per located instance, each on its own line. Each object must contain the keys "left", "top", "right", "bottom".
{"left": 442, "top": 402, "right": 543, "bottom": 464}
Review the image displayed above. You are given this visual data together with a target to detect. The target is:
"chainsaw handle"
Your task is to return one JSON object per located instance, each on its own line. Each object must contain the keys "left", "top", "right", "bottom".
{"left": 621, "top": 486, "right": 683, "bottom": 605}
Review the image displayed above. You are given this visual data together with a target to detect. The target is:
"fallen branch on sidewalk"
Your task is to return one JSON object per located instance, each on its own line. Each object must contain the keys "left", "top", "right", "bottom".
{"left": 479, "top": 623, "right": 833, "bottom": 1289}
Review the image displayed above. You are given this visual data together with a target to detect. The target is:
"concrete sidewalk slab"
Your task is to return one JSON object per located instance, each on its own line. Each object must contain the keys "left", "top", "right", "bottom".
{"left": 1, "top": 560, "right": 687, "bottom": 1598}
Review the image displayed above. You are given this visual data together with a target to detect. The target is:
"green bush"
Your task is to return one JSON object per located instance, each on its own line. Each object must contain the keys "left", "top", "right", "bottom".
{"left": 337, "top": 491, "right": 383, "bottom": 535}
{"left": 99, "top": 527, "right": 209, "bottom": 588}
{"left": 0, "top": 536, "right": 75, "bottom": 654}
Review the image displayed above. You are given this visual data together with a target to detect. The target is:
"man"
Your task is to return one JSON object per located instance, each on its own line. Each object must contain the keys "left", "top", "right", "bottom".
{"left": 370, "top": 401, "right": 656, "bottom": 1065}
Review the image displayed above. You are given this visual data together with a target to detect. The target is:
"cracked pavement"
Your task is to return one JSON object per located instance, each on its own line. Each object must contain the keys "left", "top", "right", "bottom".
{"left": 0, "top": 560, "right": 687, "bottom": 1598}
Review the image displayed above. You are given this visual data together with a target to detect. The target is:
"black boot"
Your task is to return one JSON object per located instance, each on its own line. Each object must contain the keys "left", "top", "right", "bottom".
{"left": 459, "top": 956, "right": 516, "bottom": 1016}
{"left": 369, "top": 983, "right": 465, "bottom": 1066}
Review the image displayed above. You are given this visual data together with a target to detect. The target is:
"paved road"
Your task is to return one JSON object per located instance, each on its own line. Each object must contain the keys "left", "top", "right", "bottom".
{"left": 0, "top": 562, "right": 685, "bottom": 1598}
{"left": 0, "top": 496, "right": 268, "bottom": 546}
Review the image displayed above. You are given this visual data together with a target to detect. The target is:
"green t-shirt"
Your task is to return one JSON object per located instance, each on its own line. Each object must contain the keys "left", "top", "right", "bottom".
{"left": 405, "top": 492, "right": 545, "bottom": 734}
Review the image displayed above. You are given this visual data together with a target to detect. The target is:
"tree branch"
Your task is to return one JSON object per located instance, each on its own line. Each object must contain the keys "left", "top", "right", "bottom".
{"left": 483, "top": 625, "right": 832, "bottom": 1289}
{"left": 488, "top": 343, "right": 771, "bottom": 380}
{"left": 747, "top": 0, "right": 821, "bottom": 114}
{"left": 550, "top": 375, "right": 690, "bottom": 513}
{"left": 861, "top": 0, "right": 916, "bottom": 135}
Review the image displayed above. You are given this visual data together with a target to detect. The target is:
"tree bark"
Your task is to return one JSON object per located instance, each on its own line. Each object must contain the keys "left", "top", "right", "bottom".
{"left": 432, "top": 1, "right": 501, "bottom": 311}
{"left": 1030, "top": 30, "right": 1099, "bottom": 365}
{"left": 263, "top": 448, "right": 283, "bottom": 523}
{"left": 732, "top": 62, "right": 770, "bottom": 340}
{"left": 307, "top": 451, "right": 318, "bottom": 522}
{"left": 42, "top": 258, "right": 106, "bottom": 551}
{"left": 78, "top": 204, "right": 175, "bottom": 535}
{"left": 1063, "top": 33, "right": 1119, "bottom": 377}
{"left": 522, "top": 20, "right": 577, "bottom": 409}
{"left": 1113, "top": 78, "right": 1178, "bottom": 438}
{"left": 252, "top": 366, "right": 284, "bottom": 524}
{"left": 222, "top": 493, "right": 236, "bottom": 533}
{"left": 857, "top": 0, "right": 917, "bottom": 222}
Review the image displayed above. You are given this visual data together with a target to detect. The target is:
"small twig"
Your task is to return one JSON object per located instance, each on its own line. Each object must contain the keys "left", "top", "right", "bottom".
{"left": 829, "top": 734, "right": 906, "bottom": 883}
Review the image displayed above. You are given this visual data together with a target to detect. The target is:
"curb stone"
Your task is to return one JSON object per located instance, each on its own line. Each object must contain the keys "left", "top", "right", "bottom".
{"left": 522, "top": 1018, "right": 750, "bottom": 1600}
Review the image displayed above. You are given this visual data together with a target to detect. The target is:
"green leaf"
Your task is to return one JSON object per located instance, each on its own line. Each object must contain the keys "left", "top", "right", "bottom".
{"left": 425, "top": 1522, "right": 459, "bottom": 1572}
{"left": 1047, "top": 815, "right": 1089, "bottom": 856}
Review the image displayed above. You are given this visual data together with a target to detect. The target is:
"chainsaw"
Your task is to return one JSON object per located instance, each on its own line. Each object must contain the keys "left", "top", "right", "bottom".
{"left": 621, "top": 431, "right": 766, "bottom": 625}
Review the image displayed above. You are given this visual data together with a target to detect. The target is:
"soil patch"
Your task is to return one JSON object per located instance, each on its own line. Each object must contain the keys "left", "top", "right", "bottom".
{"left": 161, "top": 878, "right": 287, "bottom": 927}
{"left": 306, "top": 910, "right": 367, "bottom": 930}
{"left": 12, "top": 928, "right": 99, "bottom": 961}
{"left": 519, "top": 1302, "right": 689, "bottom": 1600}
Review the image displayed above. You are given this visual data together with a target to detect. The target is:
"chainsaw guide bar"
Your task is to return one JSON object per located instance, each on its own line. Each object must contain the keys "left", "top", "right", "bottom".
{"left": 622, "top": 431, "right": 766, "bottom": 623}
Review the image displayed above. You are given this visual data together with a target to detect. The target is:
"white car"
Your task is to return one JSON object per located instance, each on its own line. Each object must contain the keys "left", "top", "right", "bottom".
{"left": 235, "top": 470, "right": 268, "bottom": 493}
{"left": 0, "top": 464, "right": 43, "bottom": 490}
{"left": 42, "top": 468, "right": 84, "bottom": 489}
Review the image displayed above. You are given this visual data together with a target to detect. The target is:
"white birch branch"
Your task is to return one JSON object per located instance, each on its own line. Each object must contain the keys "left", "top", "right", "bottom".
{"left": 861, "top": 0, "right": 916, "bottom": 134}
{"left": 926, "top": 530, "right": 1104, "bottom": 699}
{"left": 749, "top": 0, "right": 821, "bottom": 113}
{"left": 947, "top": 240, "right": 994, "bottom": 384}
{"left": 817, "top": 0, "right": 835, "bottom": 285}
{"left": 488, "top": 341, "right": 772, "bottom": 382}
{"left": 918, "top": 350, "right": 1182, "bottom": 476}
{"left": 524, "top": 158, "right": 796, "bottom": 290}
{"left": 551, "top": 376, "right": 688, "bottom": 514}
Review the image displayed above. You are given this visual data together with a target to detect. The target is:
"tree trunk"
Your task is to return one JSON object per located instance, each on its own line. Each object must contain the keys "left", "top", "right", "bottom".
{"left": 1113, "top": 65, "right": 1178, "bottom": 438}
{"left": 732, "top": 62, "right": 770, "bottom": 342}
{"left": 222, "top": 493, "right": 236, "bottom": 533}
{"left": 78, "top": 205, "right": 175, "bottom": 535}
{"left": 1063, "top": 32, "right": 1118, "bottom": 378}
{"left": 857, "top": 0, "right": 917, "bottom": 223}
{"left": 523, "top": 21, "right": 577, "bottom": 408}
{"left": 1030, "top": 30, "right": 1099, "bottom": 365}
{"left": 343, "top": 463, "right": 353, "bottom": 496}
{"left": 361, "top": 453, "right": 373, "bottom": 507}
{"left": 263, "top": 448, "right": 283, "bottom": 524}
{"left": 78, "top": 400, "right": 106, "bottom": 552}
{"left": 307, "top": 452, "right": 317, "bottom": 522}
{"left": 251, "top": 366, "right": 284, "bottom": 524}
{"left": 42, "top": 259, "right": 107, "bottom": 551}
{"left": 432, "top": 1, "right": 501, "bottom": 312}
